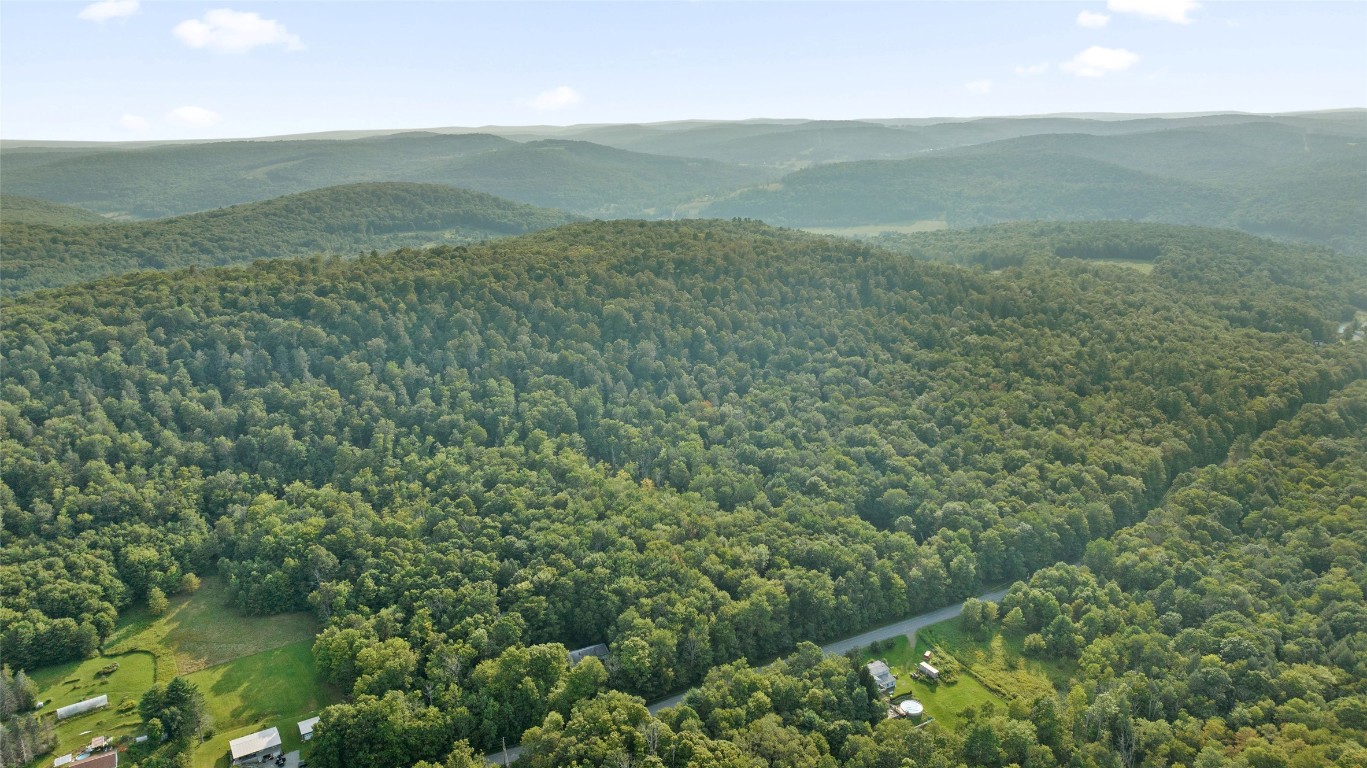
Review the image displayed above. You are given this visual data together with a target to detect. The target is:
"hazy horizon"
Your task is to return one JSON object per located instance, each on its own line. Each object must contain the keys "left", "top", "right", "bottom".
{"left": 3, "top": 1, "right": 1364, "bottom": 142}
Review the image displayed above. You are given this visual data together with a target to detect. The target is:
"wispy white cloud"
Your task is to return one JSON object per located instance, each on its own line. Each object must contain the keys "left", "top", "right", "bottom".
{"left": 78, "top": 0, "right": 138, "bottom": 22}
{"left": 1014, "top": 62, "right": 1050, "bottom": 77}
{"left": 173, "top": 9, "right": 303, "bottom": 53}
{"left": 530, "top": 86, "right": 582, "bottom": 111}
{"left": 965, "top": 80, "right": 993, "bottom": 94}
{"left": 1062, "top": 46, "right": 1140, "bottom": 77}
{"left": 120, "top": 113, "right": 150, "bottom": 132}
{"left": 1077, "top": 10, "right": 1111, "bottom": 28}
{"left": 1107, "top": 0, "right": 1200, "bottom": 24}
{"left": 166, "top": 106, "right": 223, "bottom": 128}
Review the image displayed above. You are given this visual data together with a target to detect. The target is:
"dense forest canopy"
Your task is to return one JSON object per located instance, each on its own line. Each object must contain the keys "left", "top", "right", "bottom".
{"left": 0, "top": 195, "right": 109, "bottom": 227}
{"left": 868, "top": 221, "right": 1367, "bottom": 336}
{"left": 0, "top": 183, "right": 580, "bottom": 294}
{"left": 3, "top": 219, "right": 1364, "bottom": 766}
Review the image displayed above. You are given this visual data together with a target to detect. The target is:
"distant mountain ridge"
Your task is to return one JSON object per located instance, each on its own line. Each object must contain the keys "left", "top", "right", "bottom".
{"left": 0, "top": 133, "right": 772, "bottom": 219}
{"left": 702, "top": 120, "right": 1367, "bottom": 254}
{"left": 0, "top": 182, "right": 580, "bottom": 294}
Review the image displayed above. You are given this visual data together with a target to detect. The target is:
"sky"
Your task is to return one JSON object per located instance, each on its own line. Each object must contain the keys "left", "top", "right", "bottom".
{"left": 2, "top": 1, "right": 1364, "bottom": 141}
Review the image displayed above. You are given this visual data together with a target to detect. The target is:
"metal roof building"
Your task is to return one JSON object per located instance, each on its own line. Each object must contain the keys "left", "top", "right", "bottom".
{"left": 229, "top": 727, "right": 281, "bottom": 763}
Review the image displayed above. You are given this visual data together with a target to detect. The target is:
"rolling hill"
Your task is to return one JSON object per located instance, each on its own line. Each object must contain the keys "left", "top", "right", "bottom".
{"left": 0, "top": 195, "right": 110, "bottom": 227}
{"left": 0, "top": 182, "right": 580, "bottom": 294}
{"left": 0, "top": 133, "right": 773, "bottom": 219}
{"left": 703, "top": 121, "right": 1367, "bottom": 253}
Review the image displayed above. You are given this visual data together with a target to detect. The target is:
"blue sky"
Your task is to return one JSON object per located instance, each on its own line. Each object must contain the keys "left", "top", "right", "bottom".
{"left": 2, "top": 1, "right": 1364, "bottom": 140}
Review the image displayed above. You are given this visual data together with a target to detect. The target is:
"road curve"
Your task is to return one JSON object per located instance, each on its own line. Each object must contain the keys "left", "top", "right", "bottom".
{"left": 488, "top": 585, "right": 1012, "bottom": 763}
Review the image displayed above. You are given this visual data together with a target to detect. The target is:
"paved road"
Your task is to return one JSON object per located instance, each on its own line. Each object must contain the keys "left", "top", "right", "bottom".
{"left": 487, "top": 585, "right": 1010, "bottom": 763}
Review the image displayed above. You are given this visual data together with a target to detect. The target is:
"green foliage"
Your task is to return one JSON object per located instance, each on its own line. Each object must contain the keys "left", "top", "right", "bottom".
{"left": 979, "top": 381, "right": 1367, "bottom": 766}
{"left": 0, "top": 133, "right": 770, "bottom": 219}
{"left": 0, "top": 182, "right": 580, "bottom": 294}
{"left": 705, "top": 120, "right": 1367, "bottom": 254}
{"left": 148, "top": 586, "right": 169, "bottom": 616}
{"left": 0, "top": 194, "right": 109, "bottom": 226}
{"left": 2, "top": 219, "right": 1364, "bottom": 765}
{"left": 140, "top": 676, "right": 206, "bottom": 743}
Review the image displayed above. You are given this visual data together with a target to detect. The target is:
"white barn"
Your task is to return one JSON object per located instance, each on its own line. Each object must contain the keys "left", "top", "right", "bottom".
{"left": 56, "top": 695, "right": 108, "bottom": 720}
{"left": 229, "top": 727, "right": 281, "bottom": 764}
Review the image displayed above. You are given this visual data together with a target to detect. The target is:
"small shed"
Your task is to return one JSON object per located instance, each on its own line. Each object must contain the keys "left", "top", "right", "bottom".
{"left": 56, "top": 695, "right": 108, "bottom": 720}
{"left": 865, "top": 660, "right": 897, "bottom": 692}
{"left": 229, "top": 727, "right": 281, "bottom": 763}
{"left": 298, "top": 716, "right": 320, "bottom": 741}
{"left": 568, "top": 643, "right": 609, "bottom": 665}
{"left": 917, "top": 661, "right": 940, "bottom": 680}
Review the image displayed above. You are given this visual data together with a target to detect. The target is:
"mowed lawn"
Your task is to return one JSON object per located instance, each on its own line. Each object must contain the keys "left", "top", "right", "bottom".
{"left": 103, "top": 577, "right": 319, "bottom": 676}
{"left": 187, "top": 641, "right": 337, "bottom": 768}
{"left": 852, "top": 633, "right": 1003, "bottom": 731}
{"left": 28, "top": 651, "right": 156, "bottom": 761}
{"left": 26, "top": 577, "right": 337, "bottom": 768}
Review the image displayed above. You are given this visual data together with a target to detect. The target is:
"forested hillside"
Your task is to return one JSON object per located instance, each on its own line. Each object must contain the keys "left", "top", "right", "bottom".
{"left": 704, "top": 122, "right": 1367, "bottom": 254}
{"left": 0, "top": 134, "right": 771, "bottom": 219}
{"left": 870, "top": 221, "right": 1367, "bottom": 338}
{"left": 0, "top": 183, "right": 579, "bottom": 294}
{"left": 3, "top": 220, "right": 1363, "bottom": 766}
{"left": 0, "top": 195, "right": 108, "bottom": 227}
{"left": 951, "top": 379, "right": 1367, "bottom": 767}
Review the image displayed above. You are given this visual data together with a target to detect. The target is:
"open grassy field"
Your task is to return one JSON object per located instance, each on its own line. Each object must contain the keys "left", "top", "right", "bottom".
{"left": 852, "top": 633, "right": 1004, "bottom": 731}
{"left": 801, "top": 219, "right": 948, "bottom": 237}
{"left": 187, "top": 641, "right": 336, "bottom": 768}
{"left": 27, "top": 651, "right": 156, "bottom": 761}
{"left": 26, "top": 577, "right": 335, "bottom": 768}
{"left": 919, "top": 616, "right": 1075, "bottom": 699}
{"left": 1080, "top": 257, "right": 1155, "bottom": 273}
{"left": 103, "top": 577, "right": 319, "bottom": 677}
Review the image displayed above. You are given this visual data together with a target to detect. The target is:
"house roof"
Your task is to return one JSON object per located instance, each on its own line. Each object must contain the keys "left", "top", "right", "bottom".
{"left": 71, "top": 754, "right": 117, "bottom": 768}
{"left": 298, "top": 716, "right": 320, "bottom": 736}
{"left": 229, "top": 727, "right": 281, "bottom": 759}
{"left": 865, "top": 660, "right": 896, "bottom": 689}
{"left": 568, "top": 643, "right": 609, "bottom": 664}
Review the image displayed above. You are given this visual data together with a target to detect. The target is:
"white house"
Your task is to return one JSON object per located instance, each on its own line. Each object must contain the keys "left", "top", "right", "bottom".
{"left": 865, "top": 660, "right": 897, "bottom": 692}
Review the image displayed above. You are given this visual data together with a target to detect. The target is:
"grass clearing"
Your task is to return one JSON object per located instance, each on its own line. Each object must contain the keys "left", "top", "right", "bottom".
{"left": 104, "top": 577, "right": 318, "bottom": 676}
{"left": 187, "top": 641, "right": 339, "bottom": 768}
{"left": 1078, "top": 258, "right": 1155, "bottom": 273}
{"left": 852, "top": 634, "right": 1004, "bottom": 731}
{"left": 28, "top": 651, "right": 156, "bottom": 761}
{"left": 920, "top": 617, "right": 1075, "bottom": 696}
{"left": 25, "top": 577, "right": 332, "bottom": 768}
{"left": 801, "top": 220, "right": 948, "bottom": 237}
